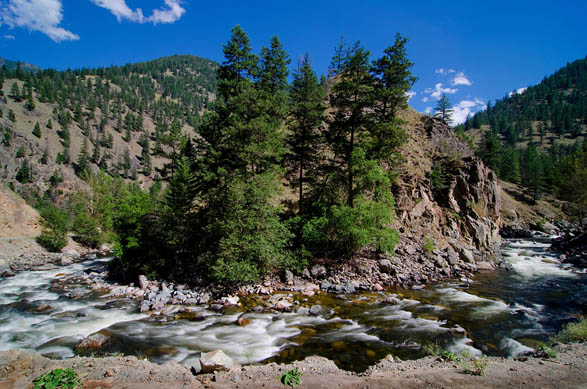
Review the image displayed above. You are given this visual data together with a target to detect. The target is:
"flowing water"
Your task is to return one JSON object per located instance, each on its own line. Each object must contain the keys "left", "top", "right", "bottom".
{"left": 1, "top": 236, "right": 585, "bottom": 372}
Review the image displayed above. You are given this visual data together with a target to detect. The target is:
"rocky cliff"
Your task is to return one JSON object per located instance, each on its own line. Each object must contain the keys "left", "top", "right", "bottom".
{"left": 297, "top": 110, "right": 503, "bottom": 291}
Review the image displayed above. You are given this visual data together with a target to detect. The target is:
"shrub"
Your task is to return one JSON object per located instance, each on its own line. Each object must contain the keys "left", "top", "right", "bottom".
{"left": 422, "top": 237, "right": 436, "bottom": 256}
{"left": 460, "top": 357, "right": 488, "bottom": 376}
{"left": 36, "top": 204, "right": 69, "bottom": 252}
{"left": 552, "top": 317, "right": 587, "bottom": 343}
{"left": 72, "top": 210, "right": 102, "bottom": 248}
{"left": 423, "top": 343, "right": 457, "bottom": 361}
{"left": 535, "top": 344, "right": 557, "bottom": 359}
{"left": 33, "top": 368, "right": 79, "bottom": 389}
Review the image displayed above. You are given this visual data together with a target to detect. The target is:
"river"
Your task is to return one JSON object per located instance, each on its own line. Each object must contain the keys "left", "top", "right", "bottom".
{"left": 0, "top": 235, "right": 585, "bottom": 372}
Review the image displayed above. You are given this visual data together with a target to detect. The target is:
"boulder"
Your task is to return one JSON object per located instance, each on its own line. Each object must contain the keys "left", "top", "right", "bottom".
{"left": 139, "top": 301, "right": 151, "bottom": 313}
{"left": 182, "top": 357, "right": 202, "bottom": 375}
{"left": 77, "top": 333, "right": 108, "bottom": 349}
{"left": 199, "top": 350, "right": 237, "bottom": 373}
{"left": 138, "top": 275, "right": 148, "bottom": 290}
{"left": 283, "top": 270, "right": 294, "bottom": 283}
{"left": 237, "top": 317, "right": 251, "bottom": 327}
{"left": 311, "top": 264, "right": 327, "bottom": 278}
{"left": 476, "top": 261, "right": 494, "bottom": 271}
{"left": 221, "top": 296, "right": 239, "bottom": 306}
{"left": 378, "top": 259, "right": 394, "bottom": 274}
{"left": 60, "top": 256, "right": 74, "bottom": 266}
{"left": 309, "top": 305, "right": 322, "bottom": 316}
{"left": 274, "top": 300, "right": 293, "bottom": 312}
{"left": 64, "top": 249, "right": 80, "bottom": 258}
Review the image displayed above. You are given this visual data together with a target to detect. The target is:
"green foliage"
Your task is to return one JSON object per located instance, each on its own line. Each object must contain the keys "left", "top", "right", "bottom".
{"left": 16, "top": 145, "right": 25, "bottom": 158}
{"left": 460, "top": 358, "right": 488, "bottom": 376}
{"left": 551, "top": 317, "right": 587, "bottom": 343}
{"left": 423, "top": 343, "right": 457, "bottom": 361}
{"left": 15, "top": 159, "right": 32, "bottom": 183}
{"left": 434, "top": 93, "right": 453, "bottom": 123}
{"left": 535, "top": 344, "right": 557, "bottom": 359}
{"left": 422, "top": 237, "right": 436, "bottom": 256}
{"left": 33, "top": 368, "right": 79, "bottom": 389}
{"left": 280, "top": 367, "right": 301, "bottom": 387}
{"left": 36, "top": 204, "right": 69, "bottom": 252}
{"left": 71, "top": 209, "right": 102, "bottom": 248}
{"left": 33, "top": 122, "right": 41, "bottom": 138}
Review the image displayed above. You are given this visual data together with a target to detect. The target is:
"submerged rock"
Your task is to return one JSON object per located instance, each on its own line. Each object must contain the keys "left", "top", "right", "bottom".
{"left": 309, "top": 305, "right": 322, "bottom": 316}
{"left": 77, "top": 333, "right": 108, "bottom": 349}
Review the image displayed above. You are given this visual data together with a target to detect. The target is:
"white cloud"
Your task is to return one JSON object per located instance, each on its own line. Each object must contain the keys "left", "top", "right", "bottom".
{"left": 508, "top": 87, "right": 527, "bottom": 97}
{"left": 405, "top": 91, "right": 416, "bottom": 101}
{"left": 451, "top": 72, "right": 472, "bottom": 86}
{"left": 435, "top": 68, "right": 456, "bottom": 76}
{"left": 424, "top": 107, "right": 433, "bottom": 114}
{"left": 450, "top": 98, "right": 485, "bottom": 125}
{"left": 149, "top": 0, "right": 185, "bottom": 24}
{"left": 0, "top": 0, "right": 79, "bottom": 42}
{"left": 421, "top": 96, "right": 429, "bottom": 103}
{"left": 90, "top": 0, "right": 185, "bottom": 24}
{"left": 4, "top": 34, "right": 15, "bottom": 39}
{"left": 425, "top": 82, "right": 458, "bottom": 100}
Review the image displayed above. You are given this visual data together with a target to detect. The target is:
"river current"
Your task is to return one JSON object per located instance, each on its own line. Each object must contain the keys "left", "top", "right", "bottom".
{"left": 0, "top": 235, "right": 585, "bottom": 371}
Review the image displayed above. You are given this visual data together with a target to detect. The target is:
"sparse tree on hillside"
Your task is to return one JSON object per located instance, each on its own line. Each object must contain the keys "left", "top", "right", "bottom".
{"left": 434, "top": 93, "right": 453, "bottom": 124}
{"left": 32, "top": 122, "right": 41, "bottom": 138}
{"left": 76, "top": 139, "right": 90, "bottom": 177}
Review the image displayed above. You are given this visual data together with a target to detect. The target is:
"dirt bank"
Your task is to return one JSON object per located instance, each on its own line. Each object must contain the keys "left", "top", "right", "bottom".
{"left": 1, "top": 343, "right": 585, "bottom": 388}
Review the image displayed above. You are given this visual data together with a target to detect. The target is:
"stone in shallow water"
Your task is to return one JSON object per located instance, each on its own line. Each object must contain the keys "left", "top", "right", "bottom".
{"left": 309, "top": 305, "right": 322, "bottom": 316}
{"left": 76, "top": 333, "right": 108, "bottom": 349}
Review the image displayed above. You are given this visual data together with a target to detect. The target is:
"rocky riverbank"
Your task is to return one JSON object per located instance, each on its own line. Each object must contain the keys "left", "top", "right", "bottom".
{"left": 1, "top": 342, "right": 585, "bottom": 388}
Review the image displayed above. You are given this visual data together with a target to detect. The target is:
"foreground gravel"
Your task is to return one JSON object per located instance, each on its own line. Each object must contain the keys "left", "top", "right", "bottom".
{"left": 1, "top": 343, "right": 586, "bottom": 388}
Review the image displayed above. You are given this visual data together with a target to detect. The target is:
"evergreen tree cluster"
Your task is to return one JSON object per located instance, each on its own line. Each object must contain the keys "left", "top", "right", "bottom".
{"left": 0, "top": 55, "right": 218, "bottom": 180}
{"left": 113, "top": 27, "right": 417, "bottom": 285}
{"left": 462, "top": 56, "right": 587, "bottom": 142}
{"left": 461, "top": 57, "right": 587, "bottom": 207}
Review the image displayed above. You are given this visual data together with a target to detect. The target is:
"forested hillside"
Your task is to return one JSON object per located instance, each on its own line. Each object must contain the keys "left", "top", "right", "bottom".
{"left": 459, "top": 57, "right": 587, "bottom": 209}
{"left": 0, "top": 55, "right": 218, "bottom": 204}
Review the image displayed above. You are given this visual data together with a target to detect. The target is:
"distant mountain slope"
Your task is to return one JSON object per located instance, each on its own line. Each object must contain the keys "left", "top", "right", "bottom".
{"left": 462, "top": 56, "right": 587, "bottom": 146}
{"left": 458, "top": 57, "right": 586, "bottom": 209}
{"left": 0, "top": 54, "right": 218, "bottom": 201}
{"left": 0, "top": 57, "right": 41, "bottom": 73}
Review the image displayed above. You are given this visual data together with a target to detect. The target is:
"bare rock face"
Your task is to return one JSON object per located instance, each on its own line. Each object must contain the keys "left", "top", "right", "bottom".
{"left": 389, "top": 113, "right": 502, "bottom": 285}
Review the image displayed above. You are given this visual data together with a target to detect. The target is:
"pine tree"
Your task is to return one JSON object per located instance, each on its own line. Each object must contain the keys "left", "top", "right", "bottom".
{"left": 32, "top": 122, "right": 41, "bottom": 138}
{"left": 76, "top": 138, "right": 90, "bottom": 177}
{"left": 10, "top": 82, "right": 20, "bottom": 101}
{"left": 91, "top": 142, "right": 101, "bottom": 164}
{"left": 287, "top": 53, "right": 326, "bottom": 214}
{"left": 327, "top": 41, "right": 374, "bottom": 207}
{"left": 434, "top": 93, "right": 453, "bottom": 123}
{"left": 369, "top": 33, "right": 416, "bottom": 159}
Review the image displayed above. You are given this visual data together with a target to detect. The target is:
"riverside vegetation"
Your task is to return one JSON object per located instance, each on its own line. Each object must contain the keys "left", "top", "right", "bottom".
{"left": 23, "top": 25, "right": 417, "bottom": 286}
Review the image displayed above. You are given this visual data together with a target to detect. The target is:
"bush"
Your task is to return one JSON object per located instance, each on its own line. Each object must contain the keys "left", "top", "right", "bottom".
{"left": 33, "top": 368, "right": 79, "bottom": 389}
{"left": 552, "top": 317, "right": 587, "bottom": 343}
{"left": 460, "top": 357, "right": 488, "bottom": 376}
{"left": 36, "top": 205, "right": 69, "bottom": 252}
{"left": 422, "top": 237, "right": 436, "bottom": 257}
{"left": 72, "top": 210, "right": 102, "bottom": 248}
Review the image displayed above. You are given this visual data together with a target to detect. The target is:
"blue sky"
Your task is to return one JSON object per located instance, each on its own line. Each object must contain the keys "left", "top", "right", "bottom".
{"left": 0, "top": 0, "right": 586, "bottom": 124}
